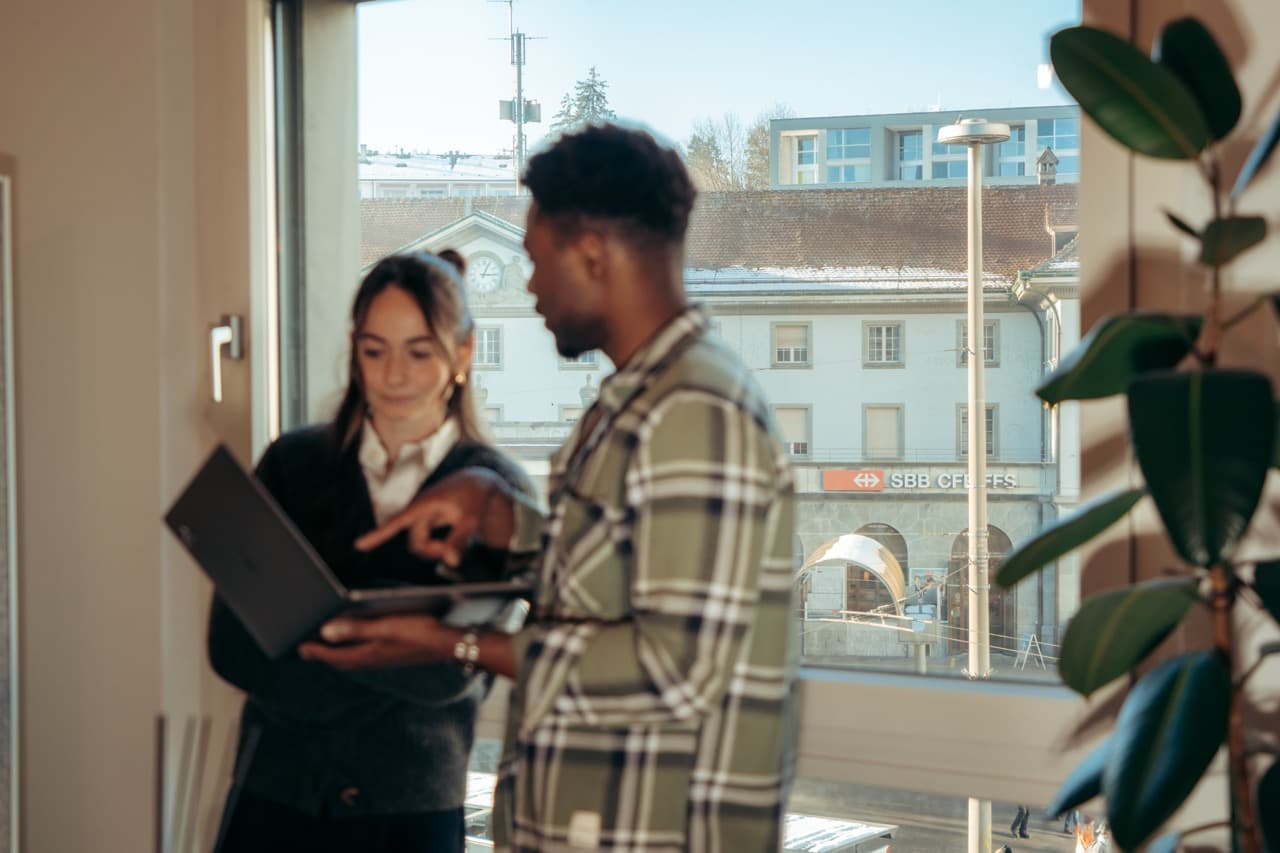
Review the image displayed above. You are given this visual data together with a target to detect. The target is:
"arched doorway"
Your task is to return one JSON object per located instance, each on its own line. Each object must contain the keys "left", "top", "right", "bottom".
{"left": 854, "top": 522, "right": 909, "bottom": 573}
{"left": 946, "top": 526, "right": 1017, "bottom": 655}
{"left": 797, "top": 534, "right": 906, "bottom": 619}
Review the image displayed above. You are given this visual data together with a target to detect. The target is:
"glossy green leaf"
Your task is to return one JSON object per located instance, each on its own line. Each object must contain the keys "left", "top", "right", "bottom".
{"left": 1059, "top": 577, "right": 1199, "bottom": 696}
{"left": 1256, "top": 561, "right": 1280, "bottom": 626}
{"left": 1231, "top": 103, "right": 1280, "bottom": 199}
{"left": 1128, "top": 370, "right": 1276, "bottom": 566}
{"left": 1046, "top": 737, "right": 1110, "bottom": 818}
{"left": 1147, "top": 832, "right": 1181, "bottom": 853}
{"left": 1164, "top": 209, "right": 1200, "bottom": 239}
{"left": 1050, "top": 26, "right": 1211, "bottom": 159}
{"left": 1260, "top": 760, "right": 1280, "bottom": 853}
{"left": 1103, "top": 651, "right": 1231, "bottom": 850}
{"left": 1199, "top": 216, "right": 1268, "bottom": 266}
{"left": 1153, "top": 17, "right": 1242, "bottom": 141}
{"left": 1037, "top": 314, "right": 1202, "bottom": 405}
{"left": 997, "top": 488, "right": 1146, "bottom": 588}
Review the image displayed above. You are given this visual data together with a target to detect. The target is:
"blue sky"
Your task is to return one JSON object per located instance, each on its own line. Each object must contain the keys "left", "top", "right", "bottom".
{"left": 357, "top": 0, "right": 1080, "bottom": 154}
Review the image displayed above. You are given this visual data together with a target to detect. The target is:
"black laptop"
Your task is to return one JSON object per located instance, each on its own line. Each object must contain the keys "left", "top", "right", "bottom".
{"left": 164, "top": 444, "right": 533, "bottom": 658}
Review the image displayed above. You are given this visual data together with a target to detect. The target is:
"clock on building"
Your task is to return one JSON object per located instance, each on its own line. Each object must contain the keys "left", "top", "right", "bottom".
{"left": 466, "top": 252, "right": 503, "bottom": 293}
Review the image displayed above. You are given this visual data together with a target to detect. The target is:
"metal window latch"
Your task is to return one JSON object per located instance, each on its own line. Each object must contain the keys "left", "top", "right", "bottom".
{"left": 210, "top": 314, "right": 244, "bottom": 403}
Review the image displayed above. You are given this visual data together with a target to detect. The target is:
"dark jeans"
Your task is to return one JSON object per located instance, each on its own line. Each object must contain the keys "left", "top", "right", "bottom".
{"left": 217, "top": 790, "right": 465, "bottom": 853}
{"left": 1011, "top": 805, "right": 1030, "bottom": 836}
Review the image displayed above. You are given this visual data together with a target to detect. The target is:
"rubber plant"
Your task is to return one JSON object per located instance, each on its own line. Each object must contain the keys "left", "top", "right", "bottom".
{"left": 994, "top": 18, "right": 1280, "bottom": 853}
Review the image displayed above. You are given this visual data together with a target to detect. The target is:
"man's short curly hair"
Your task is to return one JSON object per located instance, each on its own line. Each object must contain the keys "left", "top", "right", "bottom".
{"left": 522, "top": 123, "right": 696, "bottom": 245}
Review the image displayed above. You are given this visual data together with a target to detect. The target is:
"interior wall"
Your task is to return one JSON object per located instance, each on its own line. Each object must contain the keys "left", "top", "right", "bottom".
{"left": 0, "top": 0, "right": 254, "bottom": 850}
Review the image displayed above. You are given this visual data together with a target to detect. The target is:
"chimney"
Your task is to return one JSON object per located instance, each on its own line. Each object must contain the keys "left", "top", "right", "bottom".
{"left": 1036, "top": 147, "right": 1059, "bottom": 186}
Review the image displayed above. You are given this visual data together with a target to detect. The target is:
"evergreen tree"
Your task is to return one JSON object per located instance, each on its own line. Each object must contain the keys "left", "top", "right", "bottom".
{"left": 550, "top": 66, "right": 617, "bottom": 133}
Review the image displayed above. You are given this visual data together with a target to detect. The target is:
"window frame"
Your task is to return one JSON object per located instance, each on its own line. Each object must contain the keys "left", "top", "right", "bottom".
{"left": 771, "top": 321, "right": 812, "bottom": 368}
{"left": 285, "top": 0, "right": 1103, "bottom": 817}
{"left": 771, "top": 403, "right": 812, "bottom": 457}
{"left": 863, "top": 320, "right": 905, "bottom": 368}
{"left": 559, "top": 404, "right": 585, "bottom": 423}
{"left": 862, "top": 403, "right": 904, "bottom": 461}
{"left": 957, "top": 403, "right": 999, "bottom": 459}
{"left": 997, "top": 124, "right": 1027, "bottom": 177}
{"left": 558, "top": 350, "right": 599, "bottom": 370}
{"left": 895, "top": 129, "right": 924, "bottom": 181}
{"left": 473, "top": 325, "right": 503, "bottom": 370}
{"left": 956, "top": 319, "right": 1000, "bottom": 367}
{"left": 825, "top": 127, "right": 871, "bottom": 185}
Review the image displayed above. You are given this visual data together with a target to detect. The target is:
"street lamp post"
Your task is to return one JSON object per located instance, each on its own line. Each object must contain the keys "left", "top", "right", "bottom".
{"left": 937, "top": 117, "right": 1009, "bottom": 853}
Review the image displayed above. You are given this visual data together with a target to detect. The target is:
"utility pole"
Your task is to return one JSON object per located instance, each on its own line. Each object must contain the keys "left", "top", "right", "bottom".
{"left": 489, "top": 0, "right": 541, "bottom": 187}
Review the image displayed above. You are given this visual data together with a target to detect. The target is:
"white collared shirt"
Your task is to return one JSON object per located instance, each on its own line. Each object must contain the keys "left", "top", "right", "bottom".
{"left": 357, "top": 418, "right": 460, "bottom": 525}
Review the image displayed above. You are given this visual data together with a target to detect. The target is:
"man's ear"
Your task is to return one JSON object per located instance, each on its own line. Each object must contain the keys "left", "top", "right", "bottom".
{"left": 574, "top": 229, "right": 610, "bottom": 282}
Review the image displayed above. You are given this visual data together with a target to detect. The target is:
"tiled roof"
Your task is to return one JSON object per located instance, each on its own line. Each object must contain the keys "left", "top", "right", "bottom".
{"left": 360, "top": 184, "right": 1077, "bottom": 279}
{"left": 360, "top": 197, "right": 532, "bottom": 267}
{"left": 1025, "top": 234, "right": 1079, "bottom": 277}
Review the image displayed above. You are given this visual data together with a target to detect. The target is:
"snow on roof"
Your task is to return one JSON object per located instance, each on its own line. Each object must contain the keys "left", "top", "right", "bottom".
{"left": 359, "top": 153, "right": 515, "bottom": 182}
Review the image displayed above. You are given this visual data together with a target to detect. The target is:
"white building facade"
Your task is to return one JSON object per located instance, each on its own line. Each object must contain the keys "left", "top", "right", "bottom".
{"left": 356, "top": 181, "right": 1080, "bottom": 675}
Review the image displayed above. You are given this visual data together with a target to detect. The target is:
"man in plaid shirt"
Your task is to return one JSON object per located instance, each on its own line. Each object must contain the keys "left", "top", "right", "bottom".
{"left": 303, "top": 124, "right": 798, "bottom": 853}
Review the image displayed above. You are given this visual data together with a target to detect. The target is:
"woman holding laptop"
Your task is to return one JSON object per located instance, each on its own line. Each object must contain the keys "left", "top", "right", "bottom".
{"left": 207, "top": 250, "right": 532, "bottom": 853}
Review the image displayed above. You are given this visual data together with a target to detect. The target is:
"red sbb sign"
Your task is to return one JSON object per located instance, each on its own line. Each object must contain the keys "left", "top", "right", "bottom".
{"left": 822, "top": 469, "right": 885, "bottom": 492}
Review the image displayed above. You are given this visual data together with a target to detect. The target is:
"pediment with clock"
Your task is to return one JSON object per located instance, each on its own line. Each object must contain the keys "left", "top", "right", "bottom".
{"left": 399, "top": 210, "right": 533, "bottom": 309}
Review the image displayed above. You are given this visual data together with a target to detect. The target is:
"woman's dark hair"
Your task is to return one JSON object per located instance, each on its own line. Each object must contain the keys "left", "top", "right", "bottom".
{"left": 331, "top": 250, "right": 488, "bottom": 450}
{"left": 521, "top": 122, "right": 696, "bottom": 246}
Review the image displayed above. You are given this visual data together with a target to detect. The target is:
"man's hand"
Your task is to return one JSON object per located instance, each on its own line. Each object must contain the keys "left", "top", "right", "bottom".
{"left": 355, "top": 468, "right": 515, "bottom": 566}
{"left": 297, "top": 614, "right": 457, "bottom": 670}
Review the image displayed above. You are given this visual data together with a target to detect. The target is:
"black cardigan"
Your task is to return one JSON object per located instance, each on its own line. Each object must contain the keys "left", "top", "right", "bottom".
{"left": 207, "top": 424, "right": 533, "bottom": 817}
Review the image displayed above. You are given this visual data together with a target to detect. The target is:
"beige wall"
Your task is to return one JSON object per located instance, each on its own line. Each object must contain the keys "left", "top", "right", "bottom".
{"left": 0, "top": 0, "right": 258, "bottom": 850}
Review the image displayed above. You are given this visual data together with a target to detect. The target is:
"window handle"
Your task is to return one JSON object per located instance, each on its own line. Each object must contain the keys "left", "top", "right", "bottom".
{"left": 209, "top": 314, "right": 244, "bottom": 403}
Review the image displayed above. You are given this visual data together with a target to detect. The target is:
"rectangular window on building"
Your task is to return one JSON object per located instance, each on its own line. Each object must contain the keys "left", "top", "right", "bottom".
{"left": 482, "top": 406, "right": 502, "bottom": 424}
{"left": 1036, "top": 117, "right": 1080, "bottom": 177}
{"left": 957, "top": 319, "right": 999, "bottom": 366}
{"left": 773, "top": 406, "right": 810, "bottom": 457}
{"left": 997, "top": 125, "right": 1026, "bottom": 176}
{"left": 474, "top": 326, "right": 502, "bottom": 368}
{"left": 958, "top": 404, "right": 998, "bottom": 458}
{"left": 772, "top": 323, "right": 811, "bottom": 366}
{"left": 864, "top": 322, "right": 903, "bottom": 366}
{"left": 863, "top": 405, "right": 903, "bottom": 460}
{"left": 896, "top": 130, "right": 923, "bottom": 180}
{"left": 930, "top": 140, "right": 967, "bottom": 179}
{"left": 560, "top": 405, "right": 584, "bottom": 423}
{"left": 826, "top": 128, "right": 871, "bottom": 185}
{"left": 794, "top": 135, "right": 817, "bottom": 184}
{"left": 559, "top": 350, "right": 599, "bottom": 368}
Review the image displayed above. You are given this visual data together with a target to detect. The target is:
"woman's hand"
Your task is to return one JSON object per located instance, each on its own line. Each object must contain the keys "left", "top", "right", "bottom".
{"left": 354, "top": 468, "right": 515, "bottom": 567}
{"left": 298, "top": 614, "right": 458, "bottom": 670}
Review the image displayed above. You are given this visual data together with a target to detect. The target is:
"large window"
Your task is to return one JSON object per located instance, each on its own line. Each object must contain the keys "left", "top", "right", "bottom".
{"left": 276, "top": 0, "right": 1088, "bottom": 842}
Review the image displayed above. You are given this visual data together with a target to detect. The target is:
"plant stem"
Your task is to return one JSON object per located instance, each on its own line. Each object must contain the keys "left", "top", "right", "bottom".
{"left": 1221, "top": 296, "right": 1267, "bottom": 332}
{"left": 1211, "top": 565, "right": 1261, "bottom": 853}
{"left": 1204, "top": 163, "right": 1224, "bottom": 366}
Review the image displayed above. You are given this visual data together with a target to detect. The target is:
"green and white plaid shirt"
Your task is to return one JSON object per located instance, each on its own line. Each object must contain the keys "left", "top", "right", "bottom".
{"left": 495, "top": 306, "right": 798, "bottom": 853}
